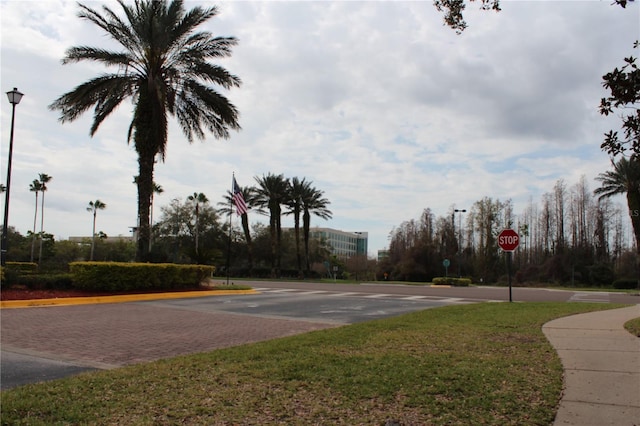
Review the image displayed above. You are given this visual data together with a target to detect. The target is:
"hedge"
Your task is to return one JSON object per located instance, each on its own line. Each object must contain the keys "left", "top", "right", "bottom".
{"left": 69, "top": 262, "right": 215, "bottom": 292}
{"left": 432, "top": 277, "right": 471, "bottom": 286}
{"left": 613, "top": 278, "right": 639, "bottom": 290}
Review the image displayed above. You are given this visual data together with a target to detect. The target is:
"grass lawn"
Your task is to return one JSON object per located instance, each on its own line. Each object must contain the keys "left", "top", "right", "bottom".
{"left": 1, "top": 302, "right": 625, "bottom": 425}
{"left": 625, "top": 316, "right": 640, "bottom": 337}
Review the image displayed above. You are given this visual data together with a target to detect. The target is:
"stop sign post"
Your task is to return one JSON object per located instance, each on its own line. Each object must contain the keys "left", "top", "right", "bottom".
{"left": 498, "top": 229, "right": 519, "bottom": 302}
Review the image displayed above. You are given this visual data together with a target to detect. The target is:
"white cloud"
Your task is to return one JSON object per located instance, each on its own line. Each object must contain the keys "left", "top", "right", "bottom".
{"left": 1, "top": 0, "right": 638, "bottom": 254}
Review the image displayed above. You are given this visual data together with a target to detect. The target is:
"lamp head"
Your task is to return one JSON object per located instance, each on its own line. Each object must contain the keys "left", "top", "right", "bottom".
{"left": 6, "top": 88, "right": 24, "bottom": 105}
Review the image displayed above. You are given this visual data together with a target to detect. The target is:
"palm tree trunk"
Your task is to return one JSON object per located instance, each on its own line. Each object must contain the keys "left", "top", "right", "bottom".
{"left": 269, "top": 209, "right": 277, "bottom": 278}
{"left": 195, "top": 204, "right": 199, "bottom": 256}
{"left": 149, "top": 192, "right": 154, "bottom": 253}
{"left": 38, "top": 192, "right": 45, "bottom": 263}
{"left": 90, "top": 211, "right": 97, "bottom": 261}
{"left": 241, "top": 213, "right": 253, "bottom": 272}
{"left": 303, "top": 210, "right": 311, "bottom": 272}
{"left": 136, "top": 153, "right": 154, "bottom": 262}
{"left": 294, "top": 211, "right": 302, "bottom": 278}
{"left": 30, "top": 193, "right": 38, "bottom": 262}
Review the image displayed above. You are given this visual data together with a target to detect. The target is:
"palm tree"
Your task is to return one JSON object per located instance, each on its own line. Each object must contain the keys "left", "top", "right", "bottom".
{"left": 187, "top": 192, "right": 209, "bottom": 256}
{"left": 37, "top": 173, "right": 52, "bottom": 263}
{"left": 87, "top": 199, "right": 107, "bottom": 261}
{"left": 301, "top": 185, "right": 332, "bottom": 273}
{"left": 49, "top": 0, "right": 241, "bottom": 262}
{"left": 29, "top": 179, "right": 43, "bottom": 262}
{"left": 253, "top": 173, "right": 289, "bottom": 277}
{"left": 219, "top": 185, "right": 258, "bottom": 272}
{"left": 595, "top": 157, "right": 640, "bottom": 287}
{"left": 285, "top": 177, "right": 311, "bottom": 277}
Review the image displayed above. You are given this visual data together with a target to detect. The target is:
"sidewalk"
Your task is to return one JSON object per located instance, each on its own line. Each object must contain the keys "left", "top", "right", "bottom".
{"left": 543, "top": 305, "right": 640, "bottom": 426}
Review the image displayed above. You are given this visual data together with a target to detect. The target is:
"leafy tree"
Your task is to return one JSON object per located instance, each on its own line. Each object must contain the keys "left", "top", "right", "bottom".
{"left": 253, "top": 173, "right": 289, "bottom": 277}
{"left": 433, "top": 0, "right": 500, "bottom": 33}
{"left": 28, "top": 179, "right": 42, "bottom": 262}
{"left": 600, "top": 42, "right": 640, "bottom": 159}
{"left": 87, "top": 199, "right": 107, "bottom": 261}
{"left": 434, "top": 0, "right": 629, "bottom": 33}
{"left": 49, "top": 0, "right": 241, "bottom": 262}
{"left": 153, "top": 197, "right": 223, "bottom": 264}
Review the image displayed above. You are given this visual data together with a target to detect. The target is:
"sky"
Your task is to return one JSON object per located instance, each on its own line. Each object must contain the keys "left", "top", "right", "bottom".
{"left": 1, "top": 0, "right": 639, "bottom": 256}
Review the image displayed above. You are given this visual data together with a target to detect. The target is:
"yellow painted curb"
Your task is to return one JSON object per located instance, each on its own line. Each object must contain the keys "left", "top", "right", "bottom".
{"left": 0, "top": 289, "right": 259, "bottom": 309}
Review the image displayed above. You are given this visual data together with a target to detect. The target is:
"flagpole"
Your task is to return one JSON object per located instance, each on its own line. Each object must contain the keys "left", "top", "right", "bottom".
{"left": 226, "top": 173, "right": 233, "bottom": 286}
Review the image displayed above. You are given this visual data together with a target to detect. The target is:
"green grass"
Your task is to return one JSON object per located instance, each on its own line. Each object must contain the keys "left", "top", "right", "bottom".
{"left": 1, "top": 303, "right": 624, "bottom": 425}
{"left": 625, "top": 316, "right": 640, "bottom": 337}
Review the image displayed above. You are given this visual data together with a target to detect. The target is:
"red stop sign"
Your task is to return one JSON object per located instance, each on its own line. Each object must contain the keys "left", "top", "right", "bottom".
{"left": 498, "top": 229, "right": 520, "bottom": 252}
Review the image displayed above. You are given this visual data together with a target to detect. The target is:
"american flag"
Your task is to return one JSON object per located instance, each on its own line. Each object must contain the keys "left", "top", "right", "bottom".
{"left": 232, "top": 177, "right": 248, "bottom": 216}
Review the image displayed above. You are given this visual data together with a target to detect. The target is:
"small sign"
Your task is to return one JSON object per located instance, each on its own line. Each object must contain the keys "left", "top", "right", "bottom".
{"left": 442, "top": 259, "right": 450, "bottom": 268}
{"left": 498, "top": 229, "right": 520, "bottom": 252}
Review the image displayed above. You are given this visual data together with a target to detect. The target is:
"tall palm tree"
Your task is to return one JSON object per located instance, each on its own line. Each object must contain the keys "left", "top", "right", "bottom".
{"left": 285, "top": 177, "right": 311, "bottom": 277}
{"left": 49, "top": 0, "right": 241, "bottom": 262}
{"left": 187, "top": 192, "right": 208, "bottom": 256}
{"left": 301, "top": 185, "right": 332, "bottom": 273}
{"left": 595, "top": 157, "right": 640, "bottom": 286}
{"left": 37, "top": 173, "right": 52, "bottom": 263}
{"left": 219, "top": 185, "right": 258, "bottom": 272}
{"left": 87, "top": 199, "right": 107, "bottom": 261}
{"left": 29, "top": 179, "right": 42, "bottom": 262}
{"left": 253, "top": 173, "right": 289, "bottom": 278}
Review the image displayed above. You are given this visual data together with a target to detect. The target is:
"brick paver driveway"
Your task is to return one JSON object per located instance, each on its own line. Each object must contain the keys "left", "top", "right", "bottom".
{"left": 1, "top": 301, "right": 338, "bottom": 369}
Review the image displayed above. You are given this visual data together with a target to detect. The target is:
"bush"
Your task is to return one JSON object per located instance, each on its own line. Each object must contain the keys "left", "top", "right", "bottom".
{"left": 16, "top": 273, "right": 74, "bottom": 290}
{"left": 612, "top": 278, "right": 639, "bottom": 290}
{"left": 432, "top": 277, "right": 471, "bottom": 286}
{"left": 588, "top": 263, "right": 615, "bottom": 287}
{"left": 69, "top": 262, "right": 215, "bottom": 292}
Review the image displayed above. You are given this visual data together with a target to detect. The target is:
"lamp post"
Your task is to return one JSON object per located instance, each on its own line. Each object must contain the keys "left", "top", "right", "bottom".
{"left": 1, "top": 88, "right": 24, "bottom": 266}
{"left": 454, "top": 208, "right": 466, "bottom": 278}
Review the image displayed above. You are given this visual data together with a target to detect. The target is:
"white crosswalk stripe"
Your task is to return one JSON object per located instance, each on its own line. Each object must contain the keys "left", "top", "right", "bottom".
{"left": 252, "top": 288, "right": 473, "bottom": 304}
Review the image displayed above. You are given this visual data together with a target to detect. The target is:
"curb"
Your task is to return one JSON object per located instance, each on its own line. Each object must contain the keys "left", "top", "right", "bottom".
{"left": 0, "top": 289, "right": 259, "bottom": 309}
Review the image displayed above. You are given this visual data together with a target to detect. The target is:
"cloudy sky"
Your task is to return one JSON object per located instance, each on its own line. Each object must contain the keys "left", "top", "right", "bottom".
{"left": 1, "top": 0, "right": 638, "bottom": 255}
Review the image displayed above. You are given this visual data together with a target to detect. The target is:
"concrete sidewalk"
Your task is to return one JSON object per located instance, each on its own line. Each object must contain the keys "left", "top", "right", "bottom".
{"left": 543, "top": 305, "right": 640, "bottom": 426}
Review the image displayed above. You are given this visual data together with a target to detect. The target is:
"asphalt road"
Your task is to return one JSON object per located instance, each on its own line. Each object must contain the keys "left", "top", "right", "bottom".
{"left": 2, "top": 282, "right": 638, "bottom": 390}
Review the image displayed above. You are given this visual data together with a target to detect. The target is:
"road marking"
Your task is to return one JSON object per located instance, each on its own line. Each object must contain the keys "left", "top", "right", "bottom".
{"left": 402, "top": 295, "right": 429, "bottom": 300}
{"left": 327, "top": 292, "right": 360, "bottom": 297}
{"left": 364, "top": 294, "right": 393, "bottom": 298}
{"left": 569, "top": 292, "right": 610, "bottom": 303}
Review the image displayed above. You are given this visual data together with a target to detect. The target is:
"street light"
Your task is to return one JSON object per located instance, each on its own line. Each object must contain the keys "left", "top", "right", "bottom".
{"left": 454, "top": 208, "right": 466, "bottom": 278}
{"left": 1, "top": 88, "right": 24, "bottom": 266}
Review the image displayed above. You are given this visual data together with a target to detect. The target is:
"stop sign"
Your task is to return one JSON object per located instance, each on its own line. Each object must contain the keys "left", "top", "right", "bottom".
{"left": 498, "top": 229, "right": 520, "bottom": 252}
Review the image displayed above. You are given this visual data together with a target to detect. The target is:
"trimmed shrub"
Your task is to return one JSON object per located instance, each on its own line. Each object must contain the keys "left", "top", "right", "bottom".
{"left": 432, "top": 277, "right": 471, "bottom": 286}
{"left": 1, "top": 262, "right": 39, "bottom": 286}
{"left": 16, "top": 273, "right": 74, "bottom": 290}
{"left": 613, "top": 278, "right": 639, "bottom": 290}
{"left": 69, "top": 262, "right": 215, "bottom": 292}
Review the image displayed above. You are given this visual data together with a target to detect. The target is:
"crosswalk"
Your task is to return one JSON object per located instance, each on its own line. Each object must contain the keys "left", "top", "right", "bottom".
{"left": 252, "top": 287, "right": 474, "bottom": 304}
{"left": 568, "top": 292, "right": 611, "bottom": 303}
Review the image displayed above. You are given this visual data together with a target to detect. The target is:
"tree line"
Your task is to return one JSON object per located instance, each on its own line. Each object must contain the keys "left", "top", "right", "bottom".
{"left": 380, "top": 163, "right": 639, "bottom": 286}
